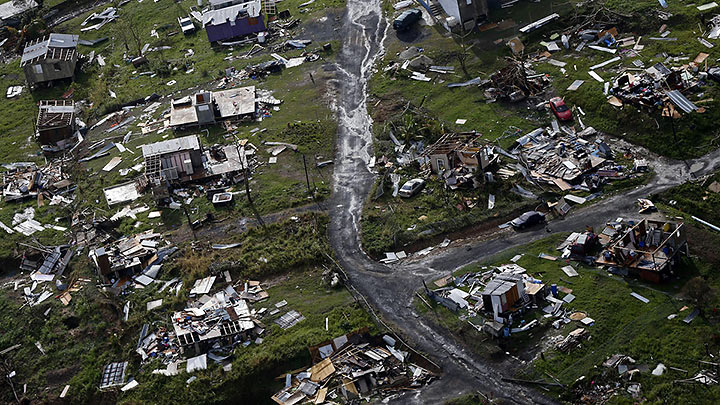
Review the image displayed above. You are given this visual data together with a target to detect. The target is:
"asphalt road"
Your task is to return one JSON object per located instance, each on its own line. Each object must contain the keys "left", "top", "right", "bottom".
{"left": 328, "top": 2, "right": 720, "bottom": 404}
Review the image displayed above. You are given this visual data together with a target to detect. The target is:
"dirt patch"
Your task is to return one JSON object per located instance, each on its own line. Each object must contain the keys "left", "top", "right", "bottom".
{"left": 45, "top": 365, "right": 81, "bottom": 387}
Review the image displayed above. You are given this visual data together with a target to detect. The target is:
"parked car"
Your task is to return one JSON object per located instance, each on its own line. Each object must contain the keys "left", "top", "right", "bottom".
{"left": 510, "top": 211, "right": 546, "bottom": 230}
{"left": 398, "top": 178, "right": 425, "bottom": 198}
{"left": 549, "top": 97, "right": 573, "bottom": 121}
{"left": 393, "top": 9, "right": 422, "bottom": 31}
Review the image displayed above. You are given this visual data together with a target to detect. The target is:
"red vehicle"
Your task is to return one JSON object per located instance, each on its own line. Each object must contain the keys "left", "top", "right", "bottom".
{"left": 549, "top": 97, "right": 573, "bottom": 121}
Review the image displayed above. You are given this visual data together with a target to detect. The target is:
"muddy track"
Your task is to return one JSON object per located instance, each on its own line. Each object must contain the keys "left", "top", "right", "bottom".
{"left": 328, "top": 2, "right": 720, "bottom": 404}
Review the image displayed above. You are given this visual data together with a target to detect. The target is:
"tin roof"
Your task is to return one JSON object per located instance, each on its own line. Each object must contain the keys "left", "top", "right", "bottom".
{"left": 141, "top": 135, "right": 201, "bottom": 157}
{"left": 21, "top": 33, "right": 78, "bottom": 66}
{"left": 203, "top": 0, "right": 261, "bottom": 26}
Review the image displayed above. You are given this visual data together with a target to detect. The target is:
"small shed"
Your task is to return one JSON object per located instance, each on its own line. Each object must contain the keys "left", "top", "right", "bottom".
{"left": 21, "top": 33, "right": 79, "bottom": 87}
{"left": 480, "top": 272, "right": 525, "bottom": 322}
{"left": 36, "top": 100, "right": 77, "bottom": 152}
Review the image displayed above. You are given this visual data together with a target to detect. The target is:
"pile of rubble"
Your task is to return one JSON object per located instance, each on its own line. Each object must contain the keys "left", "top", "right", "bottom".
{"left": 90, "top": 229, "right": 176, "bottom": 286}
{"left": 484, "top": 57, "right": 552, "bottom": 102}
{"left": 272, "top": 330, "right": 436, "bottom": 404}
{"left": 2, "top": 161, "right": 73, "bottom": 203}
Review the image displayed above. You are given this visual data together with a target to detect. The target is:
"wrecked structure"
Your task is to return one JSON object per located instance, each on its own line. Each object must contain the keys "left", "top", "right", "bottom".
{"left": 422, "top": 132, "right": 498, "bottom": 174}
{"left": 21, "top": 33, "right": 79, "bottom": 87}
{"left": 169, "top": 86, "right": 256, "bottom": 128}
{"left": 272, "top": 329, "right": 436, "bottom": 404}
{"left": 2, "top": 161, "right": 72, "bottom": 203}
{"left": 172, "top": 283, "right": 263, "bottom": 353}
{"left": 596, "top": 219, "right": 688, "bottom": 283}
{"left": 36, "top": 100, "right": 78, "bottom": 153}
{"left": 142, "top": 135, "right": 206, "bottom": 184}
{"left": 425, "top": 264, "right": 546, "bottom": 338}
{"left": 90, "top": 230, "right": 174, "bottom": 284}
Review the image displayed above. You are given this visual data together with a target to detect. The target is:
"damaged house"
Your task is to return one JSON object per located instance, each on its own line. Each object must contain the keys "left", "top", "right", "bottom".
{"left": 172, "top": 290, "right": 262, "bottom": 354}
{"left": 90, "top": 230, "right": 172, "bottom": 284}
{"left": 596, "top": 219, "right": 688, "bottom": 283}
{"left": 423, "top": 132, "right": 498, "bottom": 173}
{"left": 169, "top": 86, "right": 256, "bottom": 129}
{"left": 21, "top": 33, "right": 79, "bottom": 87}
{"left": 36, "top": 100, "right": 78, "bottom": 153}
{"left": 202, "top": 0, "right": 265, "bottom": 43}
{"left": 142, "top": 135, "right": 206, "bottom": 184}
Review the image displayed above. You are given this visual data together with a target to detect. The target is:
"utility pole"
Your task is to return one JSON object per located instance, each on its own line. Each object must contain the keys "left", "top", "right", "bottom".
{"left": 302, "top": 154, "right": 313, "bottom": 198}
{"left": 233, "top": 134, "right": 264, "bottom": 227}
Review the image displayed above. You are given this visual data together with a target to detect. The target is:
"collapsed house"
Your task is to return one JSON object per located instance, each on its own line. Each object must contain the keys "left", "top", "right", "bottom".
{"left": 272, "top": 329, "right": 436, "bottom": 404}
{"left": 90, "top": 230, "right": 174, "bottom": 284}
{"left": 21, "top": 33, "right": 79, "bottom": 87}
{"left": 420, "top": 132, "right": 499, "bottom": 189}
{"left": 423, "top": 132, "right": 498, "bottom": 173}
{"left": 20, "top": 243, "right": 74, "bottom": 283}
{"left": 202, "top": 0, "right": 266, "bottom": 43}
{"left": 172, "top": 284, "right": 264, "bottom": 354}
{"left": 425, "top": 264, "right": 546, "bottom": 337}
{"left": 36, "top": 100, "right": 79, "bottom": 153}
{"left": 169, "top": 86, "right": 257, "bottom": 128}
{"left": 596, "top": 219, "right": 688, "bottom": 283}
{"left": 609, "top": 62, "right": 702, "bottom": 114}
{"left": 509, "top": 127, "right": 624, "bottom": 192}
{"left": 1, "top": 161, "right": 73, "bottom": 203}
{"left": 142, "top": 135, "right": 206, "bottom": 184}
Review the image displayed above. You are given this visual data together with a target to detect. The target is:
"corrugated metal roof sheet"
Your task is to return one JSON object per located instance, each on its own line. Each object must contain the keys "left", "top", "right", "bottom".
{"left": 0, "top": 0, "right": 37, "bottom": 20}
{"left": 666, "top": 90, "right": 699, "bottom": 113}
{"left": 21, "top": 33, "right": 78, "bottom": 65}
{"left": 141, "top": 135, "right": 201, "bottom": 157}
{"left": 203, "top": 0, "right": 261, "bottom": 26}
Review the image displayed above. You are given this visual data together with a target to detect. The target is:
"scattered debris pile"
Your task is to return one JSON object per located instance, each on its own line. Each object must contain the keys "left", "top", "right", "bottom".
{"left": 484, "top": 57, "right": 551, "bottom": 102}
{"left": 2, "top": 161, "right": 73, "bottom": 202}
{"left": 90, "top": 230, "right": 176, "bottom": 285}
{"left": 272, "top": 329, "right": 437, "bottom": 404}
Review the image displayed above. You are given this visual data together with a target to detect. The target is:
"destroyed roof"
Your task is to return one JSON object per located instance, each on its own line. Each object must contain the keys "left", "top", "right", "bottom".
{"left": 202, "top": 0, "right": 261, "bottom": 26}
{"left": 20, "top": 33, "right": 78, "bottom": 66}
{"left": 141, "top": 135, "right": 201, "bottom": 157}
{"left": 422, "top": 132, "right": 486, "bottom": 156}
{"left": 0, "top": 0, "right": 38, "bottom": 20}
{"left": 37, "top": 100, "right": 75, "bottom": 129}
{"left": 214, "top": 86, "right": 256, "bottom": 118}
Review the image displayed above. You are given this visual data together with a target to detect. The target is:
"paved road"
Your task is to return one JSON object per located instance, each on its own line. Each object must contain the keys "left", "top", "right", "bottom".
{"left": 328, "top": 1, "right": 720, "bottom": 403}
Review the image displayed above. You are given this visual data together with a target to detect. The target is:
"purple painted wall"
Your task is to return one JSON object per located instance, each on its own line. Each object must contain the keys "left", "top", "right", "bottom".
{"left": 206, "top": 15, "right": 266, "bottom": 42}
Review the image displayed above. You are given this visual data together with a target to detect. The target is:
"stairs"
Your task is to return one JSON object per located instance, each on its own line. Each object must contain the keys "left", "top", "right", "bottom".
{"left": 428, "top": 1, "right": 443, "bottom": 18}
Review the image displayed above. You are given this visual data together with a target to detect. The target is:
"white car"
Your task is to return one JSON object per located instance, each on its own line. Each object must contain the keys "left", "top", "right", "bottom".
{"left": 178, "top": 17, "right": 195, "bottom": 35}
{"left": 398, "top": 178, "right": 425, "bottom": 198}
